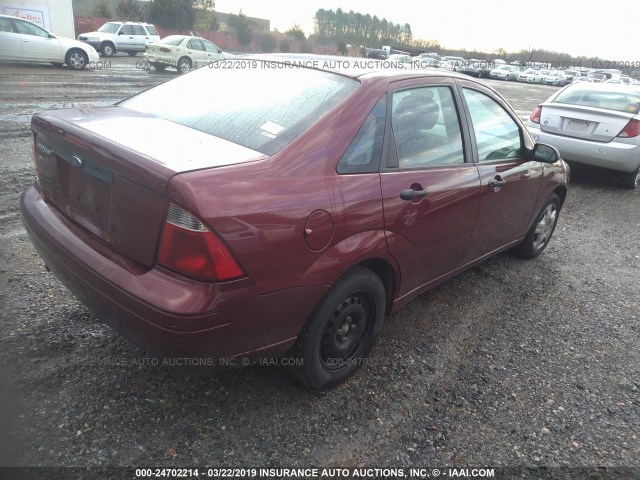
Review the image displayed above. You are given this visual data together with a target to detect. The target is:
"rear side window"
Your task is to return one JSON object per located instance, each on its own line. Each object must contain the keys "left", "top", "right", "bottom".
{"left": 132, "top": 25, "right": 146, "bottom": 35}
{"left": 145, "top": 25, "right": 158, "bottom": 36}
{"left": 554, "top": 88, "right": 640, "bottom": 114}
{"left": 338, "top": 95, "right": 386, "bottom": 174}
{"left": 121, "top": 61, "right": 358, "bottom": 156}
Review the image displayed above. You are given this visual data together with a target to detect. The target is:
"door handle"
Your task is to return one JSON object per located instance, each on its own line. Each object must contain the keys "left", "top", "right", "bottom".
{"left": 488, "top": 177, "right": 506, "bottom": 189}
{"left": 400, "top": 188, "right": 428, "bottom": 201}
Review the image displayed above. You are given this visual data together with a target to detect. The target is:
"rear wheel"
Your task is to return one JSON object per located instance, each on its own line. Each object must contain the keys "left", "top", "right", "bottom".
{"left": 288, "top": 267, "right": 386, "bottom": 389}
{"left": 65, "top": 49, "right": 88, "bottom": 70}
{"left": 177, "top": 56, "right": 192, "bottom": 74}
{"left": 623, "top": 166, "right": 640, "bottom": 189}
{"left": 513, "top": 193, "right": 560, "bottom": 259}
{"left": 127, "top": 51, "right": 137, "bottom": 56}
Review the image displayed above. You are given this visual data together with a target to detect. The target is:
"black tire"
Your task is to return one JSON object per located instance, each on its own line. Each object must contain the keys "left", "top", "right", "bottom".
{"left": 152, "top": 63, "right": 166, "bottom": 72}
{"left": 177, "top": 57, "right": 192, "bottom": 74}
{"left": 127, "top": 51, "right": 137, "bottom": 57}
{"left": 288, "top": 267, "right": 386, "bottom": 389}
{"left": 101, "top": 43, "right": 115, "bottom": 57}
{"left": 513, "top": 193, "right": 561, "bottom": 259}
{"left": 622, "top": 166, "right": 640, "bottom": 189}
{"left": 65, "top": 49, "right": 88, "bottom": 70}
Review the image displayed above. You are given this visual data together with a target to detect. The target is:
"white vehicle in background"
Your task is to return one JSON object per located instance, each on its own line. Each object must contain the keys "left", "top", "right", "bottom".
{"left": 543, "top": 70, "right": 569, "bottom": 86}
{"left": 0, "top": 14, "right": 99, "bottom": 70}
{"left": 78, "top": 21, "right": 160, "bottom": 57}
{"left": 144, "top": 35, "right": 229, "bottom": 74}
{"left": 518, "top": 68, "right": 539, "bottom": 83}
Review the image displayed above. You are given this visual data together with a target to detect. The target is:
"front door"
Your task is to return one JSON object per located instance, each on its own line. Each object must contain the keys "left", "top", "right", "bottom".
{"left": 458, "top": 83, "right": 542, "bottom": 262}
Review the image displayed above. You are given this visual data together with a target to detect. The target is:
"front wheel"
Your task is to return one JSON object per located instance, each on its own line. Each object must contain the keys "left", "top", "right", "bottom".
{"left": 101, "top": 43, "right": 115, "bottom": 57}
{"left": 288, "top": 267, "right": 386, "bottom": 389}
{"left": 513, "top": 193, "right": 561, "bottom": 259}
{"left": 65, "top": 49, "right": 88, "bottom": 70}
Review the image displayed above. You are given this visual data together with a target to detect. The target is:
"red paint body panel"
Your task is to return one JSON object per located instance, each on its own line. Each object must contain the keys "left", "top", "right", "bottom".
{"left": 20, "top": 65, "right": 569, "bottom": 364}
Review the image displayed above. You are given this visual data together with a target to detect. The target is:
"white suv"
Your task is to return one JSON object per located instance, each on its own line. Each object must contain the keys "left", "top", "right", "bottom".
{"left": 78, "top": 22, "right": 160, "bottom": 57}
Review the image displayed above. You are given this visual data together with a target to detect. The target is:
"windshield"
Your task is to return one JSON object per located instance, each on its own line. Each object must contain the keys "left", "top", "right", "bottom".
{"left": 98, "top": 22, "right": 120, "bottom": 34}
{"left": 120, "top": 61, "right": 359, "bottom": 156}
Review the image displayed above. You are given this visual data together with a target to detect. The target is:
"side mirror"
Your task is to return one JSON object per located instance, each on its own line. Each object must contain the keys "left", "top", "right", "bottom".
{"left": 532, "top": 143, "right": 560, "bottom": 164}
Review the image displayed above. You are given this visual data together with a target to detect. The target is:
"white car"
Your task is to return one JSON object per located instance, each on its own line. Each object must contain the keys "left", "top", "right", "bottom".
{"left": 518, "top": 68, "right": 539, "bottom": 83}
{"left": 0, "top": 14, "right": 98, "bottom": 70}
{"left": 144, "top": 35, "right": 229, "bottom": 74}
{"left": 78, "top": 21, "right": 160, "bottom": 57}
{"left": 490, "top": 64, "right": 519, "bottom": 80}
{"left": 543, "top": 71, "right": 569, "bottom": 86}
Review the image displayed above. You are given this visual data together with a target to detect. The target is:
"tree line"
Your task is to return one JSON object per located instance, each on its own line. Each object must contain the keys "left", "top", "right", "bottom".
{"left": 313, "top": 8, "right": 412, "bottom": 46}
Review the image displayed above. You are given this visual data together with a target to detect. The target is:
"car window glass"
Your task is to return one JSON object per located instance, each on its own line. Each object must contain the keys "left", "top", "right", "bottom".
{"left": 338, "top": 95, "right": 386, "bottom": 174}
{"left": 121, "top": 62, "right": 358, "bottom": 156}
{"left": 119, "top": 25, "right": 133, "bottom": 35}
{"left": 203, "top": 41, "right": 220, "bottom": 53}
{"left": 391, "top": 86, "right": 464, "bottom": 168}
{"left": 161, "top": 36, "right": 184, "bottom": 46}
{"left": 132, "top": 25, "right": 146, "bottom": 35}
{"left": 187, "top": 39, "right": 205, "bottom": 51}
{"left": 462, "top": 88, "right": 523, "bottom": 161}
{"left": 14, "top": 19, "right": 48, "bottom": 37}
{"left": 0, "top": 18, "right": 15, "bottom": 32}
{"left": 145, "top": 25, "right": 158, "bottom": 36}
{"left": 98, "top": 22, "right": 120, "bottom": 33}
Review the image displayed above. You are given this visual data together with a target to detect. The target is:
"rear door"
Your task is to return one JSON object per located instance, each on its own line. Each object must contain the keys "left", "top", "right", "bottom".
{"left": 132, "top": 24, "right": 149, "bottom": 51}
{"left": 380, "top": 78, "right": 481, "bottom": 296}
{"left": 457, "top": 80, "right": 542, "bottom": 262}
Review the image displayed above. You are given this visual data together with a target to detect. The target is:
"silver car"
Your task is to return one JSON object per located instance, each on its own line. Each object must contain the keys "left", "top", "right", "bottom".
{"left": 527, "top": 83, "right": 640, "bottom": 188}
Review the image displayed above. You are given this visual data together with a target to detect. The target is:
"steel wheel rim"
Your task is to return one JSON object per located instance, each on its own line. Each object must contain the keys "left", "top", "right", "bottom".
{"left": 320, "top": 292, "right": 374, "bottom": 372}
{"left": 533, "top": 204, "right": 557, "bottom": 250}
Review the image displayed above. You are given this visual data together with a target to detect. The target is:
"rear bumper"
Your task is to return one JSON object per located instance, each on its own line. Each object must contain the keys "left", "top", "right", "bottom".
{"left": 20, "top": 185, "right": 327, "bottom": 363}
{"left": 528, "top": 124, "right": 640, "bottom": 173}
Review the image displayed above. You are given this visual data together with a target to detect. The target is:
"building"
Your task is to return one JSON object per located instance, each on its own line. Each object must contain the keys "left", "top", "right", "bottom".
{"left": 0, "top": 0, "right": 74, "bottom": 37}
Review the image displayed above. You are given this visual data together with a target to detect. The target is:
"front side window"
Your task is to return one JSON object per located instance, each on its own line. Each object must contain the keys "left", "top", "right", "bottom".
{"left": 462, "top": 88, "right": 523, "bottom": 161}
{"left": 203, "top": 40, "right": 220, "bottom": 53}
{"left": 14, "top": 19, "right": 48, "bottom": 37}
{"left": 391, "top": 86, "right": 464, "bottom": 168}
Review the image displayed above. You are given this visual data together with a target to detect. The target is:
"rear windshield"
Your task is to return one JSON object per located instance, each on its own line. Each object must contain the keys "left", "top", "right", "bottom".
{"left": 120, "top": 61, "right": 358, "bottom": 155}
{"left": 160, "top": 36, "right": 184, "bottom": 46}
{"left": 554, "top": 87, "right": 640, "bottom": 114}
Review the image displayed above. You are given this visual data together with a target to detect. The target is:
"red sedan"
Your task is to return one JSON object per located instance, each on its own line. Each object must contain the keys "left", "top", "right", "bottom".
{"left": 21, "top": 58, "right": 569, "bottom": 389}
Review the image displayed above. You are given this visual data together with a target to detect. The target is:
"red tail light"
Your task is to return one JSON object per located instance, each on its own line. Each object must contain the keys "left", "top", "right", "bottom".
{"left": 158, "top": 204, "right": 243, "bottom": 282}
{"left": 617, "top": 118, "right": 640, "bottom": 138}
{"left": 160, "top": 47, "right": 171, "bottom": 53}
{"left": 530, "top": 105, "right": 542, "bottom": 124}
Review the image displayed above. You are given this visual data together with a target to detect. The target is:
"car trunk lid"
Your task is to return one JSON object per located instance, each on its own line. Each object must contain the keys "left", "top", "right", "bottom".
{"left": 32, "top": 106, "right": 265, "bottom": 267}
{"left": 539, "top": 104, "right": 634, "bottom": 142}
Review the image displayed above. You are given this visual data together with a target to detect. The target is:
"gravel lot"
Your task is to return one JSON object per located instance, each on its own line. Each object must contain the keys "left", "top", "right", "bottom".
{"left": 0, "top": 56, "right": 638, "bottom": 478}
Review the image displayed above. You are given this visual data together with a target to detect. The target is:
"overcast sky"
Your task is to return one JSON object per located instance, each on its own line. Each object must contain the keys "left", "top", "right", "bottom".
{"left": 215, "top": 0, "right": 635, "bottom": 61}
